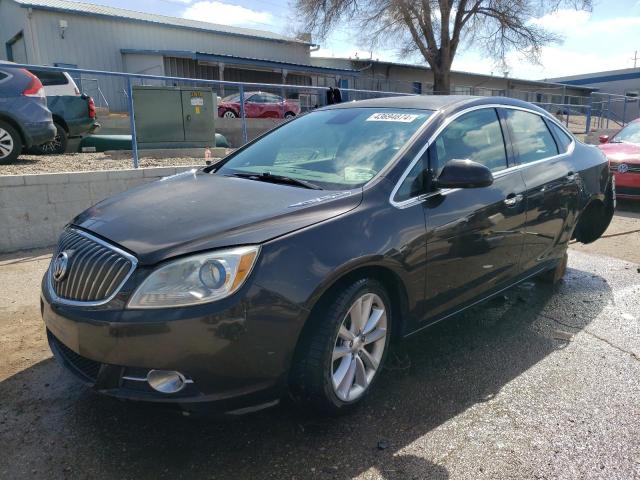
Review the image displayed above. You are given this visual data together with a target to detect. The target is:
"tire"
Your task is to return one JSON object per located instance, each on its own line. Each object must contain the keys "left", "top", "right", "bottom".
{"left": 284, "top": 112, "right": 296, "bottom": 119}
{"left": 538, "top": 251, "right": 568, "bottom": 285}
{"left": 222, "top": 110, "right": 238, "bottom": 119}
{"left": 290, "top": 278, "right": 392, "bottom": 414}
{"left": 0, "top": 120, "right": 22, "bottom": 164}
{"left": 32, "top": 122, "right": 68, "bottom": 155}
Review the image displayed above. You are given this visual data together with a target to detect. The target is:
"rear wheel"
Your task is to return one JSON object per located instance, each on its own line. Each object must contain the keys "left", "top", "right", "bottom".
{"left": 284, "top": 111, "right": 296, "bottom": 119}
{"left": 538, "top": 251, "right": 568, "bottom": 285}
{"left": 32, "top": 122, "right": 68, "bottom": 155}
{"left": 291, "top": 278, "right": 392, "bottom": 414}
{"left": 0, "top": 121, "right": 21, "bottom": 164}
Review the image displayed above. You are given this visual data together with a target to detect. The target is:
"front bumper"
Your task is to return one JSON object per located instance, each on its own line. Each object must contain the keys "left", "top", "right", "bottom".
{"left": 612, "top": 172, "right": 640, "bottom": 199}
{"left": 41, "top": 275, "right": 307, "bottom": 415}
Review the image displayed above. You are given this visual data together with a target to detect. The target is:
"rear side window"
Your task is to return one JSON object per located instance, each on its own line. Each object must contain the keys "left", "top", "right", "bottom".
{"left": 505, "top": 110, "right": 558, "bottom": 163}
{"left": 548, "top": 122, "right": 573, "bottom": 153}
{"left": 28, "top": 69, "right": 68, "bottom": 86}
{"left": 433, "top": 108, "right": 508, "bottom": 174}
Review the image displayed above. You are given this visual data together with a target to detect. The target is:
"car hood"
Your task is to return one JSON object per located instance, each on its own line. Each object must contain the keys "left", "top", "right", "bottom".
{"left": 598, "top": 142, "right": 640, "bottom": 163}
{"left": 73, "top": 169, "right": 362, "bottom": 265}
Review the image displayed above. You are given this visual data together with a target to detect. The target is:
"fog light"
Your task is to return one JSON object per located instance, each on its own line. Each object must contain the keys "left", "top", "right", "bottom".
{"left": 146, "top": 369, "right": 187, "bottom": 394}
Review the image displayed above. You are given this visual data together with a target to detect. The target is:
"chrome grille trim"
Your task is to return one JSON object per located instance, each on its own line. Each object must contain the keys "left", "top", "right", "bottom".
{"left": 47, "top": 228, "right": 138, "bottom": 307}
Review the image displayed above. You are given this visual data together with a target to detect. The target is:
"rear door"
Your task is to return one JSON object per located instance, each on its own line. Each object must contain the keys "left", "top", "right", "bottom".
{"left": 501, "top": 108, "right": 579, "bottom": 272}
{"left": 422, "top": 107, "right": 527, "bottom": 321}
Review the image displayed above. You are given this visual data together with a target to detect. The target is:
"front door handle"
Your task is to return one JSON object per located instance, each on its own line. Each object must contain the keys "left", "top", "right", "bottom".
{"left": 504, "top": 193, "right": 523, "bottom": 207}
{"left": 567, "top": 171, "right": 577, "bottom": 181}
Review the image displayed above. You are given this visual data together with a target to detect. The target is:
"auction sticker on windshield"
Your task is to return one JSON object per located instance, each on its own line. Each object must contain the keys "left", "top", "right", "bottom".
{"left": 366, "top": 112, "right": 420, "bottom": 122}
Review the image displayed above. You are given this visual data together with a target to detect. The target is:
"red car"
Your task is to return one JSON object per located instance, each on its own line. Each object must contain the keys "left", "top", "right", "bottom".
{"left": 598, "top": 118, "right": 640, "bottom": 200}
{"left": 218, "top": 91, "right": 300, "bottom": 119}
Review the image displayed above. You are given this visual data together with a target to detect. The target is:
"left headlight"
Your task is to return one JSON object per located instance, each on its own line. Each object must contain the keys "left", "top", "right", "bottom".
{"left": 127, "top": 245, "right": 260, "bottom": 309}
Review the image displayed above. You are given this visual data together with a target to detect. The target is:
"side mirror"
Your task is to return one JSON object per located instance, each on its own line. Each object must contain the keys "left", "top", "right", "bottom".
{"left": 599, "top": 135, "right": 609, "bottom": 144}
{"left": 435, "top": 159, "right": 494, "bottom": 189}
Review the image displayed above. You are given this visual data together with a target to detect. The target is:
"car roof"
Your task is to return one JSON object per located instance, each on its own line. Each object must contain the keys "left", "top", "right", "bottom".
{"left": 321, "top": 94, "right": 548, "bottom": 115}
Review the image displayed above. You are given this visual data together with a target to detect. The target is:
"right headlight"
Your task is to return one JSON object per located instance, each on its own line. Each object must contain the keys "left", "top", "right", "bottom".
{"left": 127, "top": 245, "right": 260, "bottom": 309}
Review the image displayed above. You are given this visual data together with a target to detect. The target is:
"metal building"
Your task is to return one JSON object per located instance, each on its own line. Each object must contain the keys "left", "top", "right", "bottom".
{"left": 0, "top": 0, "right": 353, "bottom": 110}
{"left": 548, "top": 68, "right": 640, "bottom": 124}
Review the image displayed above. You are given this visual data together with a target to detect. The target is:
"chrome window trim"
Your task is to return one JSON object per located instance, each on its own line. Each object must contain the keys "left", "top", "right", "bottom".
{"left": 389, "top": 103, "right": 577, "bottom": 209}
{"left": 47, "top": 228, "right": 138, "bottom": 307}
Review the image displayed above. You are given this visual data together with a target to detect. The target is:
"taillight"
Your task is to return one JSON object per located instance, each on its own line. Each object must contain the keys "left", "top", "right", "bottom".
{"left": 88, "top": 97, "right": 96, "bottom": 119}
{"left": 21, "top": 69, "right": 45, "bottom": 98}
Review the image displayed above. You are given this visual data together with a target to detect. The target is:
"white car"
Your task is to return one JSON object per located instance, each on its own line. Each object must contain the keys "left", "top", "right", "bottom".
{"left": 28, "top": 68, "right": 80, "bottom": 97}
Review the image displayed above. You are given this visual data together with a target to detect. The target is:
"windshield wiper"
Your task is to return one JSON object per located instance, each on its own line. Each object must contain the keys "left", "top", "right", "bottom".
{"left": 225, "top": 172, "right": 322, "bottom": 190}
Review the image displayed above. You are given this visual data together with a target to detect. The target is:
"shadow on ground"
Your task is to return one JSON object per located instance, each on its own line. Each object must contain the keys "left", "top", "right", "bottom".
{"left": 0, "top": 266, "right": 611, "bottom": 479}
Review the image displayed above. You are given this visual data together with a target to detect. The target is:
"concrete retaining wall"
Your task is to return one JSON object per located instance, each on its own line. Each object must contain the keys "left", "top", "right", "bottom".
{"left": 0, "top": 165, "right": 199, "bottom": 253}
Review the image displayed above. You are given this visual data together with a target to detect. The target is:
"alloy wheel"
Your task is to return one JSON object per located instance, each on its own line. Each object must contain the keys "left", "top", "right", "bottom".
{"left": 223, "top": 110, "right": 237, "bottom": 118}
{"left": 40, "top": 134, "right": 63, "bottom": 154}
{"left": 0, "top": 127, "right": 14, "bottom": 159}
{"left": 331, "top": 293, "right": 387, "bottom": 402}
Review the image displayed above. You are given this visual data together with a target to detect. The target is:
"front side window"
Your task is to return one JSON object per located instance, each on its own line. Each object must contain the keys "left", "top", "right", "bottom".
{"left": 216, "top": 108, "right": 433, "bottom": 190}
{"left": 505, "top": 109, "right": 559, "bottom": 163}
{"left": 433, "top": 108, "right": 508, "bottom": 174}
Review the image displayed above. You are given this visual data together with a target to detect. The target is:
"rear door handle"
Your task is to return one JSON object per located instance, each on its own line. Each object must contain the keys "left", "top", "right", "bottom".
{"left": 504, "top": 193, "right": 523, "bottom": 207}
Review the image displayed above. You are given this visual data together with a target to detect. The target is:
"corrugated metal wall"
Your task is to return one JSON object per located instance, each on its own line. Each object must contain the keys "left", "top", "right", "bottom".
{"left": 21, "top": 6, "right": 309, "bottom": 110}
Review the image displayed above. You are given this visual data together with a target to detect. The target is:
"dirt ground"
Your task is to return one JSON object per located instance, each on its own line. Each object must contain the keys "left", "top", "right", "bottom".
{"left": 0, "top": 206, "right": 639, "bottom": 479}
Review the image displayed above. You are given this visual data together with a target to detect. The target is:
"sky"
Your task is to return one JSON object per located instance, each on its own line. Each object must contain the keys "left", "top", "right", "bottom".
{"left": 69, "top": 0, "right": 640, "bottom": 80}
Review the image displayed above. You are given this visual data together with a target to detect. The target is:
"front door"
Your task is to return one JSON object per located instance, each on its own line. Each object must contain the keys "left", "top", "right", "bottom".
{"left": 501, "top": 109, "right": 579, "bottom": 272}
{"left": 422, "top": 107, "right": 527, "bottom": 321}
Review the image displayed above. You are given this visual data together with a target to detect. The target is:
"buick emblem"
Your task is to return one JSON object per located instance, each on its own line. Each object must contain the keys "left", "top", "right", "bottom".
{"left": 618, "top": 163, "right": 629, "bottom": 174}
{"left": 52, "top": 251, "right": 70, "bottom": 282}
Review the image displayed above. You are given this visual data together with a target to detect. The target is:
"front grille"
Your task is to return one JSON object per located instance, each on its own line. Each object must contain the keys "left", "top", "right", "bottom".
{"left": 610, "top": 164, "right": 640, "bottom": 174}
{"left": 616, "top": 186, "right": 640, "bottom": 196}
{"left": 49, "top": 228, "right": 136, "bottom": 304}
{"left": 48, "top": 331, "right": 101, "bottom": 383}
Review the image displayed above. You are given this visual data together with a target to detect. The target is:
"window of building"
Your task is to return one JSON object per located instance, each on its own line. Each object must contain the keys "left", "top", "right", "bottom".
{"left": 505, "top": 109, "right": 559, "bottom": 164}
{"left": 412, "top": 82, "right": 422, "bottom": 94}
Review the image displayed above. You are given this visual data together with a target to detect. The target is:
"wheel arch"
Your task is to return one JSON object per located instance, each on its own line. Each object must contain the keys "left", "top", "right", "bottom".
{"left": 0, "top": 113, "right": 26, "bottom": 146}
{"left": 51, "top": 114, "right": 69, "bottom": 133}
{"left": 302, "top": 263, "right": 410, "bottom": 343}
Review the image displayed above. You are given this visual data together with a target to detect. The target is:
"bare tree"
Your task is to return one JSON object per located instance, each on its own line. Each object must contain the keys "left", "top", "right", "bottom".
{"left": 295, "top": 0, "right": 592, "bottom": 93}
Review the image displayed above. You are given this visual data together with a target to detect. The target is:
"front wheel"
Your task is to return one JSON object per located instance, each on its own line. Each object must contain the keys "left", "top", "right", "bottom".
{"left": 291, "top": 278, "right": 392, "bottom": 414}
{"left": 222, "top": 110, "right": 238, "bottom": 119}
{"left": 284, "top": 111, "right": 296, "bottom": 119}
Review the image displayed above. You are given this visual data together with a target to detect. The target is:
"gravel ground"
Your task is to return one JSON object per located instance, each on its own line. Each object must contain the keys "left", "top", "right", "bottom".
{"left": 0, "top": 153, "right": 209, "bottom": 176}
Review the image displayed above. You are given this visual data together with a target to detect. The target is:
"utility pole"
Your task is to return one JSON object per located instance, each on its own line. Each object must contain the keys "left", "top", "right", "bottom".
{"left": 632, "top": 50, "right": 639, "bottom": 68}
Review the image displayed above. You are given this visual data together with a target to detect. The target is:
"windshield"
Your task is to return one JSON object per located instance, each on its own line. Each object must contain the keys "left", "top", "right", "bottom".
{"left": 222, "top": 93, "right": 241, "bottom": 102}
{"left": 215, "top": 108, "right": 433, "bottom": 190}
{"left": 613, "top": 122, "right": 640, "bottom": 144}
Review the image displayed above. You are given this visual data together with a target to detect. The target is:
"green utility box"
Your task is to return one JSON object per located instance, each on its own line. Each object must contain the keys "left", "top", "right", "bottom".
{"left": 132, "top": 86, "right": 216, "bottom": 148}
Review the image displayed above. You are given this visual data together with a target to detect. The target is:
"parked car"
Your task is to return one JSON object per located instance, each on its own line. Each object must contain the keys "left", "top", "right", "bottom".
{"left": 28, "top": 68, "right": 80, "bottom": 97}
{"left": 27, "top": 68, "right": 99, "bottom": 154}
{"left": 0, "top": 61, "right": 56, "bottom": 163}
{"left": 42, "top": 96, "right": 613, "bottom": 415}
{"left": 218, "top": 91, "right": 300, "bottom": 119}
{"left": 598, "top": 118, "right": 640, "bottom": 199}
